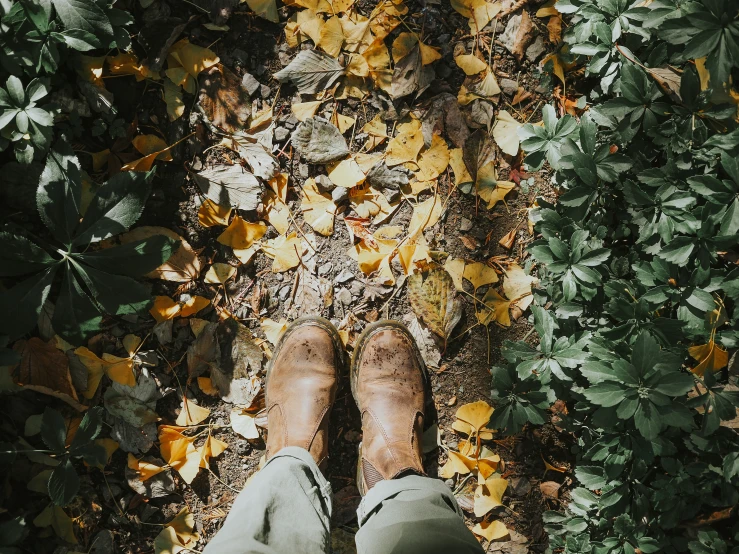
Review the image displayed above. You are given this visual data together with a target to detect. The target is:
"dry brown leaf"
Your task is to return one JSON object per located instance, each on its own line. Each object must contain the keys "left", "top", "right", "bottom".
{"left": 688, "top": 340, "right": 729, "bottom": 377}
{"left": 499, "top": 228, "right": 516, "bottom": 249}
{"left": 199, "top": 64, "right": 251, "bottom": 133}
{"left": 12, "top": 338, "right": 86, "bottom": 411}
{"left": 407, "top": 268, "right": 463, "bottom": 341}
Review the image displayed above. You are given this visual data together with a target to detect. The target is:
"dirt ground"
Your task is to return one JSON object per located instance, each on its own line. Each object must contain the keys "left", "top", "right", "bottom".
{"left": 0, "top": 0, "right": 579, "bottom": 552}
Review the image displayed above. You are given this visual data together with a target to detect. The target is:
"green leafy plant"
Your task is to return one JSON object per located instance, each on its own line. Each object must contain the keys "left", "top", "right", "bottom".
{"left": 0, "top": 75, "right": 55, "bottom": 163}
{"left": 0, "top": 138, "right": 178, "bottom": 344}
{"left": 496, "top": 0, "right": 739, "bottom": 551}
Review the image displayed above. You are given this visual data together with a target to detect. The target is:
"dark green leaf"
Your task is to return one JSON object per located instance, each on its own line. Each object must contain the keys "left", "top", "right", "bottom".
{"left": 77, "top": 235, "right": 179, "bottom": 277}
{"left": 48, "top": 457, "right": 79, "bottom": 506}
{"left": 37, "top": 139, "right": 82, "bottom": 246}
{"left": 0, "top": 266, "right": 57, "bottom": 339}
{"left": 0, "top": 233, "right": 56, "bottom": 276}
{"left": 40, "top": 407, "right": 67, "bottom": 452}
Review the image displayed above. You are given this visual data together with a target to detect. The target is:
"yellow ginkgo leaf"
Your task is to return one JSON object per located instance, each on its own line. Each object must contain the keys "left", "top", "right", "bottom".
{"left": 328, "top": 158, "right": 366, "bottom": 188}
{"left": 204, "top": 263, "right": 237, "bottom": 284}
{"left": 543, "top": 52, "right": 566, "bottom": 90}
{"left": 444, "top": 257, "right": 466, "bottom": 291}
{"left": 301, "top": 178, "right": 337, "bottom": 236}
{"left": 474, "top": 475, "right": 507, "bottom": 517}
{"left": 261, "top": 318, "right": 288, "bottom": 345}
{"left": 478, "top": 288, "right": 511, "bottom": 327}
{"left": 197, "top": 376, "right": 220, "bottom": 397}
{"left": 347, "top": 232, "right": 398, "bottom": 285}
{"left": 317, "top": 15, "right": 345, "bottom": 57}
{"left": 472, "top": 520, "right": 509, "bottom": 541}
{"left": 455, "top": 54, "right": 488, "bottom": 75}
{"left": 168, "top": 39, "right": 220, "bottom": 78}
{"left": 163, "top": 79, "right": 185, "bottom": 121}
{"left": 332, "top": 111, "right": 356, "bottom": 133}
{"left": 477, "top": 452, "right": 501, "bottom": 479}
{"left": 262, "top": 232, "right": 305, "bottom": 272}
{"left": 264, "top": 190, "right": 291, "bottom": 235}
{"left": 467, "top": 0, "right": 501, "bottom": 34}
{"left": 408, "top": 195, "right": 443, "bottom": 238}
{"left": 455, "top": 400, "right": 494, "bottom": 433}
{"left": 198, "top": 199, "right": 232, "bottom": 227}
{"left": 385, "top": 119, "right": 424, "bottom": 167}
{"left": 463, "top": 262, "right": 499, "bottom": 290}
{"left": 132, "top": 135, "right": 173, "bottom": 160}
{"left": 176, "top": 399, "right": 211, "bottom": 426}
{"left": 346, "top": 53, "right": 370, "bottom": 77}
{"left": 159, "top": 425, "right": 201, "bottom": 484}
{"left": 90, "top": 438, "right": 118, "bottom": 469}
{"left": 154, "top": 526, "right": 186, "bottom": 554}
{"left": 167, "top": 507, "right": 200, "bottom": 546}
{"left": 296, "top": 8, "right": 324, "bottom": 44}
{"left": 688, "top": 339, "right": 729, "bottom": 377}
{"left": 452, "top": 419, "right": 495, "bottom": 441}
{"left": 397, "top": 233, "right": 432, "bottom": 275}
{"left": 292, "top": 101, "right": 323, "bottom": 121}
{"left": 438, "top": 450, "right": 478, "bottom": 478}
{"left": 391, "top": 33, "right": 440, "bottom": 65}
{"left": 449, "top": 148, "right": 474, "bottom": 188}
{"left": 101, "top": 353, "right": 136, "bottom": 387}
{"left": 415, "top": 135, "right": 450, "bottom": 181}
{"left": 74, "top": 347, "right": 106, "bottom": 399}
{"left": 503, "top": 263, "right": 536, "bottom": 312}
{"left": 127, "top": 453, "right": 167, "bottom": 482}
{"left": 218, "top": 216, "right": 267, "bottom": 249}
{"left": 493, "top": 110, "right": 522, "bottom": 156}
{"left": 199, "top": 434, "right": 228, "bottom": 468}
{"left": 150, "top": 296, "right": 181, "bottom": 322}
{"left": 231, "top": 408, "right": 260, "bottom": 439}
{"left": 243, "top": 0, "right": 279, "bottom": 22}
{"left": 477, "top": 163, "right": 515, "bottom": 209}
{"left": 180, "top": 296, "right": 210, "bottom": 317}
{"left": 108, "top": 52, "right": 155, "bottom": 81}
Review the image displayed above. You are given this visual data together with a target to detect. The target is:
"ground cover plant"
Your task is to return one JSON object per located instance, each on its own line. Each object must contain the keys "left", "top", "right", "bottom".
{"left": 0, "top": 0, "right": 736, "bottom": 552}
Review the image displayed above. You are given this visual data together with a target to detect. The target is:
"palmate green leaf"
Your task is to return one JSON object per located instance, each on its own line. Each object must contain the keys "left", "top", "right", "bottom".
{"left": 77, "top": 235, "right": 179, "bottom": 277}
{"left": 0, "top": 266, "right": 57, "bottom": 339}
{"left": 519, "top": 104, "right": 578, "bottom": 170}
{"left": 0, "top": 232, "right": 56, "bottom": 276}
{"left": 584, "top": 381, "right": 628, "bottom": 407}
{"left": 50, "top": 0, "right": 112, "bottom": 45}
{"left": 48, "top": 457, "right": 79, "bottom": 506}
{"left": 575, "top": 465, "right": 608, "bottom": 490}
{"left": 69, "top": 407, "right": 103, "bottom": 454}
{"left": 37, "top": 138, "right": 82, "bottom": 246}
{"left": 73, "top": 261, "right": 152, "bottom": 317}
{"left": 72, "top": 170, "right": 153, "bottom": 246}
{"left": 51, "top": 266, "right": 103, "bottom": 345}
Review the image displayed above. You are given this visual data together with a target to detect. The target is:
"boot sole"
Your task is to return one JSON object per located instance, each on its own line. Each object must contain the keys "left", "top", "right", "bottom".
{"left": 350, "top": 320, "right": 431, "bottom": 495}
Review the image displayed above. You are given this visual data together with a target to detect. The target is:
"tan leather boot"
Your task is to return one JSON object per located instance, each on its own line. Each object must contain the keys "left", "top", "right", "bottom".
{"left": 265, "top": 317, "right": 344, "bottom": 470}
{"left": 351, "top": 320, "right": 428, "bottom": 495}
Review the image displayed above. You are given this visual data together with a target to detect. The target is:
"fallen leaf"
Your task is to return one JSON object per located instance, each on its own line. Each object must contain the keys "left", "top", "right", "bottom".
{"left": 175, "top": 398, "right": 211, "bottom": 426}
{"left": 408, "top": 268, "right": 463, "bottom": 341}
{"left": 199, "top": 434, "right": 228, "bottom": 467}
{"left": 404, "top": 313, "right": 442, "bottom": 369}
{"left": 262, "top": 232, "right": 306, "bottom": 273}
{"left": 231, "top": 407, "right": 260, "bottom": 439}
{"left": 180, "top": 296, "right": 210, "bottom": 317}
{"left": 503, "top": 263, "right": 536, "bottom": 312}
{"left": 163, "top": 80, "right": 186, "bottom": 121}
{"left": 199, "top": 64, "right": 251, "bottom": 133}
{"left": 218, "top": 216, "right": 267, "bottom": 249}
{"left": 472, "top": 520, "right": 509, "bottom": 541}
{"left": 492, "top": 110, "right": 522, "bottom": 156}
{"left": 478, "top": 288, "right": 512, "bottom": 327}
{"left": 234, "top": 138, "right": 279, "bottom": 181}
{"left": 198, "top": 199, "right": 232, "bottom": 227}
{"left": 192, "top": 165, "right": 263, "bottom": 211}
{"left": 12, "top": 338, "right": 85, "bottom": 411}
{"left": 499, "top": 228, "right": 516, "bottom": 249}
{"left": 243, "top": 0, "right": 279, "bottom": 22}
{"left": 197, "top": 376, "right": 220, "bottom": 396}
{"left": 332, "top": 111, "right": 356, "bottom": 134}
{"left": 301, "top": 178, "right": 337, "bottom": 236}
{"left": 260, "top": 318, "right": 288, "bottom": 345}
{"left": 392, "top": 33, "right": 441, "bottom": 66}
{"left": 474, "top": 475, "right": 507, "bottom": 517}
{"left": 33, "top": 505, "right": 77, "bottom": 544}
{"left": 150, "top": 296, "right": 181, "bottom": 323}
{"left": 317, "top": 15, "right": 345, "bottom": 57}
{"left": 158, "top": 425, "right": 201, "bottom": 484}
{"left": 464, "top": 262, "right": 499, "bottom": 290}
{"left": 119, "top": 226, "right": 201, "bottom": 282}
{"left": 328, "top": 157, "right": 366, "bottom": 188}
{"left": 439, "top": 450, "right": 477, "bottom": 478}
{"left": 168, "top": 39, "right": 219, "bottom": 79}
{"left": 385, "top": 118, "right": 424, "bottom": 166}
{"left": 454, "top": 400, "right": 494, "bottom": 434}
{"left": 274, "top": 49, "right": 345, "bottom": 93}
{"left": 204, "top": 263, "right": 237, "bottom": 284}
{"left": 456, "top": 54, "right": 488, "bottom": 76}
{"left": 689, "top": 340, "right": 729, "bottom": 377}
{"left": 292, "top": 101, "right": 323, "bottom": 121}
{"left": 408, "top": 195, "right": 443, "bottom": 237}
{"left": 444, "top": 257, "right": 466, "bottom": 291}
{"left": 391, "top": 41, "right": 434, "bottom": 99}
{"left": 292, "top": 117, "right": 350, "bottom": 164}
{"left": 415, "top": 135, "right": 450, "bottom": 181}
{"left": 347, "top": 229, "right": 398, "bottom": 285}
{"left": 127, "top": 452, "right": 167, "bottom": 481}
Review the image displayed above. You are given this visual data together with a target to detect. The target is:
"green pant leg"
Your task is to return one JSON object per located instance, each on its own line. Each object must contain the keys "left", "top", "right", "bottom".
{"left": 355, "top": 475, "right": 485, "bottom": 554}
{"left": 202, "top": 447, "right": 332, "bottom": 554}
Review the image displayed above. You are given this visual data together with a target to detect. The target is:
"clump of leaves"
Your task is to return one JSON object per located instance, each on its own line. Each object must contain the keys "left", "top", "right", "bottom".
{"left": 0, "top": 139, "right": 178, "bottom": 344}
{"left": 505, "top": 0, "right": 739, "bottom": 551}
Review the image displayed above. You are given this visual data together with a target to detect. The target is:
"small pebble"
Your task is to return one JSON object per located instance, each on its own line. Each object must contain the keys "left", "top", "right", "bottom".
{"left": 460, "top": 217, "right": 473, "bottom": 231}
{"left": 318, "top": 261, "right": 333, "bottom": 276}
{"left": 274, "top": 127, "right": 289, "bottom": 142}
{"left": 332, "top": 187, "right": 349, "bottom": 203}
{"left": 335, "top": 269, "right": 354, "bottom": 283}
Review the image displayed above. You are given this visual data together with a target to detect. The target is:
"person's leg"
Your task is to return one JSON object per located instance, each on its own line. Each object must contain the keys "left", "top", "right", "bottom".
{"left": 355, "top": 474, "right": 484, "bottom": 554}
{"left": 202, "top": 447, "right": 332, "bottom": 554}
{"left": 350, "top": 320, "right": 485, "bottom": 554}
{"left": 203, "top": 317, "right": 345, "bottom": 554}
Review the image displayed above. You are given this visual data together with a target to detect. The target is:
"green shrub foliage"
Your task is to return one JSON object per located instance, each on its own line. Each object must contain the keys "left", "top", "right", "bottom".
{"left": 499, "top": 0, "right": 739, "bottom": 552}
